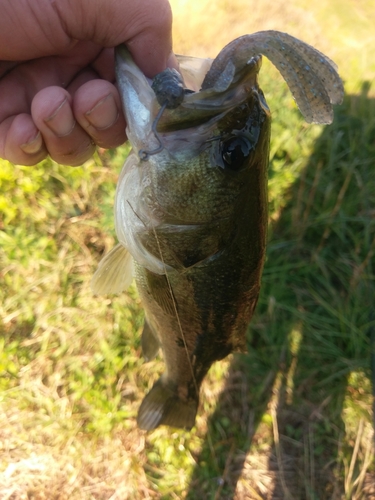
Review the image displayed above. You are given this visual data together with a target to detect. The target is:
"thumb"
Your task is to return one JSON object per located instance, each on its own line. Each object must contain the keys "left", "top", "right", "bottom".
{"left": 58, "top": 0, "right": 176, "bottom": 77}
{"left": 0, "top": 0, "right": 175, "bottom": 77}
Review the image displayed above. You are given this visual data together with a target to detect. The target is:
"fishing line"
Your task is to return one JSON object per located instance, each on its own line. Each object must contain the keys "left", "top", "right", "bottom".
{"left": 145, "top": 75, "right": 202, "bottom": 402}
{"left": 125, "top": 196, "right": 197, "bottom": 393}
{"left": 150, "top": 224, "right": 200, "bottom": 401}
{"left": 151, "top": 224, "right": 220, "bottom": 474}
{"left": 146, "top": 79, "right": 220, "bottom": 466}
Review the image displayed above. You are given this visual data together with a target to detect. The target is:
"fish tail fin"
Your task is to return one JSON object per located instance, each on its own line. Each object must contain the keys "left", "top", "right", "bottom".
{"left": 137, "top": 377, "right": 198, "bottom": 431}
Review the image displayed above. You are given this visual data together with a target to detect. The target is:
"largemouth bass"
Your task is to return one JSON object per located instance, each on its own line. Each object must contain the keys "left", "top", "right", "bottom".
{"left": 92, "top": 31, "right": 343, "bottom": 431}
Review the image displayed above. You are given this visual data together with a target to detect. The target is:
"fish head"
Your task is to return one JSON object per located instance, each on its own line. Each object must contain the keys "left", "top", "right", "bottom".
{"left": 115, "top": 45, "right": 271, "bottom": 273}
{"left": 115, "top": 44, "right": 271, "bottom": 160}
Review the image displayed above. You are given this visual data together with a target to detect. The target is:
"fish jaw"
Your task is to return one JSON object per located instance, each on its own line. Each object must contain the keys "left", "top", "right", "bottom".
{"left": 115, "top": 45, "right": 158, "bottom": 155}
{"left": 116, "top": 44, "right": 263, "bottom": 144}
{"left": 115, "top": 44, "right": 224, "bottom": 154}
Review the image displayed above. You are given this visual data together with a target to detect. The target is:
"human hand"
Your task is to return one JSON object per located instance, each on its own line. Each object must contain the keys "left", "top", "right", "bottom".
{"left": 0, "top": 0, "right": 176, "bottom": 166}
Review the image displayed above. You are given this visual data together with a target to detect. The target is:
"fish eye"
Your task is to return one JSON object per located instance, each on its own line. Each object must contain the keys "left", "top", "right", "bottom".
{"left": 220, "top": 136, "right": 253, "bottom": 171}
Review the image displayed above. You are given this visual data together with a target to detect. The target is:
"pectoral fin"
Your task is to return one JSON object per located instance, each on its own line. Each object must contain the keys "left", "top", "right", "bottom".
{"left": 137, "top": 377, "right": 198, "bottom": 431}
{"left": 91, "top": 244, "right": 133, "bottom": 295}
{"left": 141, "top": 320, "right": 160, "bottom": 361}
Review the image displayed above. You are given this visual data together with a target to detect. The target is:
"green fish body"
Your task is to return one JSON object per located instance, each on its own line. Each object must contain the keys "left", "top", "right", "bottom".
{"left": 92, "top": 31, "right": 343, "bottom": 430}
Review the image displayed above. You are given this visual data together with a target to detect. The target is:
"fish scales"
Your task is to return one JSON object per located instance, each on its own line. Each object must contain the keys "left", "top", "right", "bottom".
{"left": 91, "top": 30, "right": 343, "bottom": 431}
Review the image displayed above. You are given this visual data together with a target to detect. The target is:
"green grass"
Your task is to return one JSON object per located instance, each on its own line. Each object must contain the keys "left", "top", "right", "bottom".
{"left": 1, "top": 2, "right": 375, "bottom": 498}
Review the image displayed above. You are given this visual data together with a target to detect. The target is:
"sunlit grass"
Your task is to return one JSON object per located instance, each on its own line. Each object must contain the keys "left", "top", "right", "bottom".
{"left": 1, "top": 1, "right": 375, "bottom": 498}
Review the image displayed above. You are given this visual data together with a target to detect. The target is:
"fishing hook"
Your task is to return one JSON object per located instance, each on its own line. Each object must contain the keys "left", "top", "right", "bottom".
{"left": 139, "top": 103, "right": 167, "bottom": 161}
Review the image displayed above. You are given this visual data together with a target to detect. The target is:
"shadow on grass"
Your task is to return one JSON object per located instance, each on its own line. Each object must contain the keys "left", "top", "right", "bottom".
{"left": 186, "top": 84, "right": 375, "bottom": 499}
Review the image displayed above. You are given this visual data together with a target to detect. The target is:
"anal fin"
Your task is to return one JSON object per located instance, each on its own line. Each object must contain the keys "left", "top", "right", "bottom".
{"left": 137, "top": 377, "right": 198, "bottom": 431}
{"left": 141, "top": 320, "right": 160, "bottom": 361}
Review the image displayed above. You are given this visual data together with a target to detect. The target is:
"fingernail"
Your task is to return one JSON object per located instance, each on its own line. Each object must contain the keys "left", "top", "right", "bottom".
{"left": 167, "top": 52, "right": 180, "bottom": 71}
{"left": 20, "top": 131, "right": 43, "bottom": 154}
{"left": 85, "top": 94, "right": 119, "bottom": 130}
{"left": 44, "top": 97, "right": 76, "bottom": 137}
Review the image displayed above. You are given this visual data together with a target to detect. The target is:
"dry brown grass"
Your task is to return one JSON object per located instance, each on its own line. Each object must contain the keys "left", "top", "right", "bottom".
{"left": 0, "top": 406, "right": 152, "bottom": 499}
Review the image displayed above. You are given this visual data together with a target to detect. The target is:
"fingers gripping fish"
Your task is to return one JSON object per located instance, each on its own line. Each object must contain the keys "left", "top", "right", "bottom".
{"left": 91, "top": 31, "right": 343, "bottom": 431}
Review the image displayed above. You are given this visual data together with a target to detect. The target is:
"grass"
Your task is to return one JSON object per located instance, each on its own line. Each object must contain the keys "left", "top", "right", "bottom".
{"left": 1, "top": 0, "right": 374, "bottom": 498}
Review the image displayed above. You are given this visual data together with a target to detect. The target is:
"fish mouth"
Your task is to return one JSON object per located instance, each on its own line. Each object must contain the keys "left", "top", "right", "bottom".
{"left": 156, "top": 54, "right": 263, "bottom": 132}
{"left": 116, "top": 31, "right": 344, "bottom": 145}
{"left": 115, "top": 45, "right": 264, "bottom": 153}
